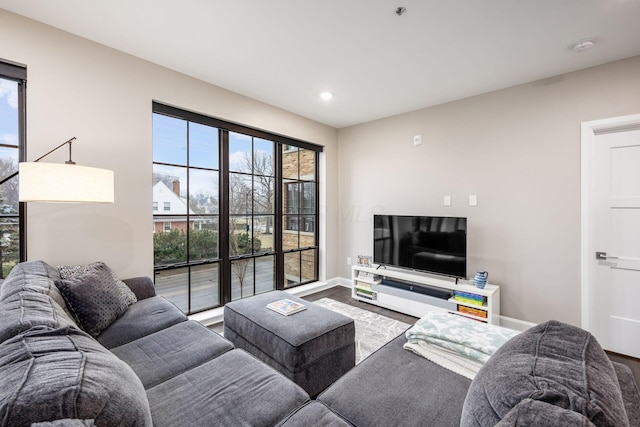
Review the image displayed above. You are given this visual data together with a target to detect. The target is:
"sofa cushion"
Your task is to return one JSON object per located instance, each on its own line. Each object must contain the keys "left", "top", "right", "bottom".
{"left": 0, "top": 291, "right": 78, "bottom": 344}
{"left": 276, "top": 401, "right": 352, "bottom": 427}
{"left": 56, "top": 263, "right": 131, "bottom": 337}
{"left": 0, "top": 327, "right": 152, "bottom": 426}
{"left": 59, "top": 261, "right": 137, "bottom": 306}
{"left": 97, "top": 296, "right": 187, "bottom": 349}
{"left": 318, "top": 333, "right": 471, "bottom": 427}
{"left": 0, "top": 260, "right": 67, "bottom": 311}
{"left": 146, "top": 349, "right": 309, "bottom": 427}
{"left": 110, "top": 320, "right": 234, "bottom": 388}
{"left": 460, "top": 320, "right": 629, "bottom": 427}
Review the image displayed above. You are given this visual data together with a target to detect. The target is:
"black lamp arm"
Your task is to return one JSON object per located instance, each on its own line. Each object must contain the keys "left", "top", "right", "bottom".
{"left": 0, "top": 137, "right": 77, "bottom": 186}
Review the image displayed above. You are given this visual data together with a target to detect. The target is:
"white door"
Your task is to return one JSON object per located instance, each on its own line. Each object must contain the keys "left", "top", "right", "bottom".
{"left": 584, "top": 119, "right": 640, "bottom": 358}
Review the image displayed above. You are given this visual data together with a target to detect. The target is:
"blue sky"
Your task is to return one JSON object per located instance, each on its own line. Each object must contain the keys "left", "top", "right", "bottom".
{"left": 152, "top": 113, "right": 274, "bottom": 173}
{"left": 152, "top": 113, "right": 275, "bottom": 197}
{"left": 0, "top": 78, "right": 18, "bottom": 148}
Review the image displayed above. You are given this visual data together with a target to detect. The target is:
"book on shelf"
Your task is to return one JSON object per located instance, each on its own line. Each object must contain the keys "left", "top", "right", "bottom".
{"left": 454, "top": 291, "right": 486, "bottom": 306}
{"left": 354, "top": 280, "right": 372, "bottom": 290}
{"left": 458, "top": 305, "right": 488, "bottom": 318}
{"left": 357, "top": 270, "right": 380, "bottom": 281}
{"left": 266, "top": 299, "right": 307, "bottom": 316}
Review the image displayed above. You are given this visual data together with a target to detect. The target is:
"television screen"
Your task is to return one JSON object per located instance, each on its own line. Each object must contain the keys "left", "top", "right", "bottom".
{"left": 373, "top": 215, "right": 467, "bottom": 279}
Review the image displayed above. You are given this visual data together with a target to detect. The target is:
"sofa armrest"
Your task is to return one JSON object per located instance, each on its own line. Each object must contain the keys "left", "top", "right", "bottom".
{"left": 123, "top": 277, "right": 156, "bottom": 300}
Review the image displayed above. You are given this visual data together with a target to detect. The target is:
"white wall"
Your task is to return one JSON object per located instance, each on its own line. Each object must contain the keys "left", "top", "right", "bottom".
{"left": 0, "top": 9, "right": 339, "bottom": 280}
{"left": 337, "top": 56, "right": 640, "bottom": 325}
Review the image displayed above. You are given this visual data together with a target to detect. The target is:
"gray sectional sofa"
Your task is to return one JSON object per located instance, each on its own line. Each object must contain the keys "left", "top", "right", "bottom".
{"left": 0, "top": 261, "right": 309, "bottom": 426}
{"left": 1, "top": 260, "right": 639, "bottom": 426}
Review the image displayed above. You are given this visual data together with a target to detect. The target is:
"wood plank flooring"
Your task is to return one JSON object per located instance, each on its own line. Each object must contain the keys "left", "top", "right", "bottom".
{"left": 212, "top": 285, "right": 640, "bottom": 386}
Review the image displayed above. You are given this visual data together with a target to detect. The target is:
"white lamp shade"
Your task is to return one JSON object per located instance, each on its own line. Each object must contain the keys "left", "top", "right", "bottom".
{"left": 19, "top": 162, "right": 114, "bottom": 203}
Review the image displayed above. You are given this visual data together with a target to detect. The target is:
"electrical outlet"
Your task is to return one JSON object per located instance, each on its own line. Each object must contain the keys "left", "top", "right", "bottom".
{"left": 347, "top": 257, "right": 352, "bottom": 265}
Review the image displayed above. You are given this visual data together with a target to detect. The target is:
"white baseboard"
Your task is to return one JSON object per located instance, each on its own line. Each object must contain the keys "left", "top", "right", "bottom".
{"left": 499, "top": 315, "right": 536, "bottom": 331}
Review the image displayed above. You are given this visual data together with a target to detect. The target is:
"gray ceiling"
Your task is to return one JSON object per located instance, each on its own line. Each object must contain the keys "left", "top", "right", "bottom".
{"left": 2, "top": 0, "right": 640, "bottom": 128}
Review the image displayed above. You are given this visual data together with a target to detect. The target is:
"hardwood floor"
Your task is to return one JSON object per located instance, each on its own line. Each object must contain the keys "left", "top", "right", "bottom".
{"left": 212, "top": 285, "right": 640, "bottom": 386}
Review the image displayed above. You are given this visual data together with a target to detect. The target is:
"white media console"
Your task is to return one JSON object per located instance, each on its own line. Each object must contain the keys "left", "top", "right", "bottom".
{"left": 352, "top": 265, "right": 501, "bottom": 325}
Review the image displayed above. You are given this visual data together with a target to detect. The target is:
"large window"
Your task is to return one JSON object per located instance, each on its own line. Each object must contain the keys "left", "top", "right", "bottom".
{"left": 0, "top": 60, "right": 26, "bottom": 278}
{"left": 153, "top": 103, "right": 321, "bottom": 314}
{"left": 282, "top": 146, "right": 318, "bottom": 288}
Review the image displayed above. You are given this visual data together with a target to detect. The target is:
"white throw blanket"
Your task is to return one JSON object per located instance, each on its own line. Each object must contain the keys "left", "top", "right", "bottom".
{"left": 404, "top": 312, "right": 519, "bottom": 379}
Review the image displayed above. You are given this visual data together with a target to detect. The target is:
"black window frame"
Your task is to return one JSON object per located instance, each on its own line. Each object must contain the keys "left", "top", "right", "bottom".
{"left": 152, "top": 102, "right": 322, "bottom": 314}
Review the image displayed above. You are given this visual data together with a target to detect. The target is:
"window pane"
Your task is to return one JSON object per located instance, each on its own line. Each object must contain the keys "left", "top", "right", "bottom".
{"left": 282, "top": 145, "right": 299, "bottom": 179}
{"left": 0, "top": 218, "right": 19, "bottom": 278}
{"left": 253, "top": 215, "right": 274, "bottom": 253}
{"left": 299, "top": 148, "right": 316, "bottom": 180}
{"left": 229, "top": 173, "right": 252, "bottom": 215}
{"left": 189, "top": 169, "right": 218, "bottom": 214}
{"left": 189, "top": 216, "right": 219, "bottom": 261}
{"left": 153, "top": 217, "right": 187, "bottom": 265}
{"left": 283, "top": 216, "right": 299, "bottom": 249}
{"left": 190, "top": 263, "right": 220, "bottom": 311}
{"left": 0, "top": 79, "right": 18, "bottom": 146}
{"left": 0, "top": 169, "right": 18, "bottom": 215}
{"left": 255, "top": 255, "right": 275, "bottom": 295}
{"left": 303, "top": 182, "right": 315, "bottom": 214}
{"left": 284, "top": 181, "right": 300, "bottom": 214}
{"left": 189, "top": 122, "right": 218, "bottom": 169}
{"left": 153, "top": 113, "right": 187, "bottom": 165}
{"left": 300, "top": 215, "right": 316, "bottom": 236}
{"left": 0, "top": 77, "right": 20, "bottom": 278}
{"left": 229, "top": 222, "right": 252, "bottom": 257}
{"left": 153, "top": 165, "right": 188, "bottom": 215}
{"left": 229, "top": 132, "right": 252, "bottom": 173}
{"left": 301, "top": 249, "right": 317, "bottom": 283}
{"left": 284, "top": 251, "right": 301, "bottom": 288}
{"left": 254, "top": 138, "right": 274, "bottom": 177}
{"left": 155, "top": 267, "right": 188, "bottom": 312}
{"left": 231, "top": 258, "right": 254, "bottom": 301}
{"left": 254, "top": 175, "right": 274, "bottom": 214}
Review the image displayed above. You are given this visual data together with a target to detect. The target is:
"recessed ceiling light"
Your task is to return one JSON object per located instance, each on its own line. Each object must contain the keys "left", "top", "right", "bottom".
{"left": 320, "top": 91, "right": 333, "bottom": 101}
{"left": 570, "top": 39, "right": 596, "bottom": 53}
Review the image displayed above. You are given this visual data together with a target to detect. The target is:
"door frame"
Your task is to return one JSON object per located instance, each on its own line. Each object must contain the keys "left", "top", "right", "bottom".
{"left": 580, "top": 113, "right": 640, "bottom": 332}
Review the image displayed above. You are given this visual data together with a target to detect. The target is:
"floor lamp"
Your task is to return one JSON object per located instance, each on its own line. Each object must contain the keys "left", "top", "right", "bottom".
{"left": 0, "top": 137, "right": 114, "bottom": 203}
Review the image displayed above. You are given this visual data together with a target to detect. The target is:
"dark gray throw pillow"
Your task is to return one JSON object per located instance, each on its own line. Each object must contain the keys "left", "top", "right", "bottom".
{"left": 58, "top": 262, "right": 137, "bottom": 306}
{"left": 56, "top": 264, "right": 130, "bottom": 337}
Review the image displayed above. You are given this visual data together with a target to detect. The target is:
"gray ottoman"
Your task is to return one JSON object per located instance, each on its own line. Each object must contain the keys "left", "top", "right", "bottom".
{"left": 224, "top": 291, "right": 355, "bottom": 396}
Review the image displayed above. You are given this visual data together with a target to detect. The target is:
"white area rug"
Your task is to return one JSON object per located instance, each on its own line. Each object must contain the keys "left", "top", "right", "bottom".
{"left": 313, "top": 298, "right": 412, "bottom": 364}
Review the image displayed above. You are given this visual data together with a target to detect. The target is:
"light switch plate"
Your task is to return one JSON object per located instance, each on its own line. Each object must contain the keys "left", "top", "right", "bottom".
{"left": 444, "top": 196, "right": 451, "bottom": 206}
{"left": 469, "top": 195, "right": 478, "bottom": 206}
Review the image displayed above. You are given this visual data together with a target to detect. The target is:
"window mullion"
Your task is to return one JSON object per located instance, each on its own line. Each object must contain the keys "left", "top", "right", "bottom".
{"left": 220, "top": 129, "right": 231, "bottom": 304}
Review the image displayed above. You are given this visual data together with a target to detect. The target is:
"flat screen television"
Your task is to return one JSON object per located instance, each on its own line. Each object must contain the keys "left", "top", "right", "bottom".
{"left": 373, "top": 215, "right": 467, "bottom": 279}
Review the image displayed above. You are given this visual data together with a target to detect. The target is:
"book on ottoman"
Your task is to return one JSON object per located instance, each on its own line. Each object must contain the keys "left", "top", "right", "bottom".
{"left": 267, "top": 299, "right": 307, "bottom": 316}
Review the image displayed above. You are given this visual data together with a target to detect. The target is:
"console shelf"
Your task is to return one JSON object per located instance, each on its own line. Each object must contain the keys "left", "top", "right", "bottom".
{"left": 352, "top": 265, "right": 501, "bottom": 325}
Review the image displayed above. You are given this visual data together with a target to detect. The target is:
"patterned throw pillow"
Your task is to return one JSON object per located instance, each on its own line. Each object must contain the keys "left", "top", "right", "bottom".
{"left": 58, "top": 262, "right": 137, "bottom": 306}
{"left": 56, "top": 264, "right": 131, "bottom": 337}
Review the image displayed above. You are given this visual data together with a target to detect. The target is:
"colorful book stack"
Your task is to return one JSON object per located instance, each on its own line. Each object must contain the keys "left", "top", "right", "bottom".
{"left": 458, "top": 305, "right": 488, "bottom": 319}
{"left": 454, "top": 291, "right": 486, "bottom": 307}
